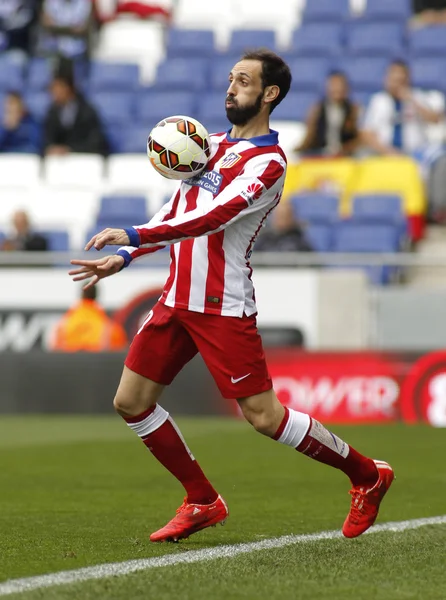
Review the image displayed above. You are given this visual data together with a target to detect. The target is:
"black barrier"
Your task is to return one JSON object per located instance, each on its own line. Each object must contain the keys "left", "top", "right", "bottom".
{"left": 0, "top": 352, "right": 233, "bottom": 416}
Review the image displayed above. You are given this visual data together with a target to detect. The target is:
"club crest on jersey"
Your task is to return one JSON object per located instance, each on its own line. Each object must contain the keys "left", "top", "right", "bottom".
{"left": 219, "top": 152, "right": 242, "bottom": 169}
{"left": 187, "top": 169, "right": 223, "bottom": 195}
{"left": 241, "top": 182, "right": 264, "bottom": 205}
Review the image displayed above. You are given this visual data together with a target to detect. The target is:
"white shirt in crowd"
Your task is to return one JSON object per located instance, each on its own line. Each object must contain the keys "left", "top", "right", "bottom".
{"left": 363, "top": 89, "right": 445, "bottom": 154}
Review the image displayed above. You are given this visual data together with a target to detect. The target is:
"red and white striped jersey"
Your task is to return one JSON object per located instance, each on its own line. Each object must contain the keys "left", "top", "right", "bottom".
{"left": 117, "top": 130, "right": 287, "bottom": 317}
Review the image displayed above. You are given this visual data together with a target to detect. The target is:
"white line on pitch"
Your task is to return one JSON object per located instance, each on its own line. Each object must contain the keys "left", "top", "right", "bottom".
{"left": 1, "top": 515, "right": 445, "bottom": 597}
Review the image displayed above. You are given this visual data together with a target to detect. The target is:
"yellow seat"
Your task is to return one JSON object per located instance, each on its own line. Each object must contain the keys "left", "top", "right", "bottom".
{"left": 349, "top": 156, "right": 427, "bottom": 216}
{"left": 283, "top": 158, "right": 357, "bottom": 215}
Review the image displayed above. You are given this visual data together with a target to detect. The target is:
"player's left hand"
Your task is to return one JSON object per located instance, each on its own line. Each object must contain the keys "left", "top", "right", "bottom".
{"left": 85, "top": 228, "right": 130, "bottom": 251}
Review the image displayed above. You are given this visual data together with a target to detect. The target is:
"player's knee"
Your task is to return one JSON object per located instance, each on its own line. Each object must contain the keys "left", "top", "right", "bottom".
{"left": 240, "top": 405, "right": 276, "bottom": 436}
{"left": 113, "top": 390, "right": 155, "bottom": 417}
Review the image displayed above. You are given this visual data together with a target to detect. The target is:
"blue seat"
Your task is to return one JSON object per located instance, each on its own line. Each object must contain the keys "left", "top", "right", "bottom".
{"left": 345, "top": 22, "right": 406, "bottom": 57}
{"left": 333, "top": 222, "right": 400, "bottom": 252}
{"left": 89, "top": 91, "right": 135, "bottom": 126}
{"left": 204, "top": 120, "right": 230, "bottom": 135}
{"left": 289, "top": 57, "right": 331, "bottom": 94}
{"left": 24, "top": 91, "right": 51, "bottom": 121}
{"left": 97, "top": 195, "right": 149, "bottom": 227}
{"left": 301, "top": 0, "right": 350, "bottom": 23}
{"left": 351, "top": 194, "right": 408, "bottom": 240}
{"left": 166, "top": 28, "right": 216, "bottom": 58}
{"left": 0, "top": 57, "right": 24, "bottom": 92}
{"left": 304, "top": 224, "right": 333, "bottom": 252}
{"left": 27, "top": 59, "right": 53, "bottom": 91}
{"left": 105, "top": 123, "right": 126, "bottom": 154}
{"left": 338, "top": 56, "right": 390, "bottom": 92}
{"left": 38, "top": 230, "right": 70, "bottom": 251}
{"left": 136, "top": 91, "right": 197, "bottom": 125}
{"left": 119, "top": 125, "right": 148, "bottom": 154}
{"left": 361, "top": 0, "right": 411, "bottom": 22}
{"left": 154, "top": 58, "right": 209, "bottom": 91}
{"left": 211, "top": 56, "right": 238, "bottom": 91}
{"left": 290, "top": 193, "right": 340, "bottom": 224}
{"left": 410, "top": 57, "right": 446, "bottom": 93}
{"left": 271, "top": 91, "right": 318, "bottom": 122}
{"left": 227, "top": 29, "right": 278, "bottom": 55}
{"left": 290, "top": 23, "right": 344, "bottom": 57}
{"left": 88, "top": 61, "right": 140, "bottom": 92}
{"left": 408, "top": 25, "right": 446, "bottom": 57}
{"left": 198, "top": 92, "right": 227, "bottom": 124}
{"left": 351, "top": 90, "right": 373, "bottom": 110}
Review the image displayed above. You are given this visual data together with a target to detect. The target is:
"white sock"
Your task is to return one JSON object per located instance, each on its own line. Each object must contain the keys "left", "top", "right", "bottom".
{"left": 274, "top": 408, "right": 311, "bottom": 448}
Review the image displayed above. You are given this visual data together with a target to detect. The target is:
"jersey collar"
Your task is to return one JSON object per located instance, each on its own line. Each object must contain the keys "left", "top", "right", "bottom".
{"left": 225, "top": 129, "right": 279, "bottom": 147}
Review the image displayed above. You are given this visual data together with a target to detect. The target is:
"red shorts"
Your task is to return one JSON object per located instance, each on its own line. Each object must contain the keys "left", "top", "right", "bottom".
{"left": 125, "top": 302, "right": 272, "bottom": 399}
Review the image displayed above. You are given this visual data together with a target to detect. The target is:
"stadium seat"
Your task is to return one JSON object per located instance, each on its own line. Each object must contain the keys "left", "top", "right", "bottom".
{"left": 361, "top": 0, "right": 411, "bottom": 21}
{"left": 117, "top": 125, "right": 148, "bottom": 154}
{"left": 89, "top": 91, "right": 135, "bottom": 127}
{"left": 0, "top": 57, "right": 24, "bottom": 92}
{"left": 270, "top": 91, "right": 318, "bottom": 122}
{"left": 408, "top": 26, "right": 446, "bottom": 58}
{"left": 88, "top": 61, "right": 141, "bottom": 93}
{"left": 345, "top": 22, "right": 406, "bottom": 57}
{"left": 290, "top": 193, "right": 340, "bottom": 224}
{"left": 172, "top": 0, "right": 235, "bottom": 50}
{"left": 0, "top": 154, "right": 41, "bottom": 188}
{"left": 332, "top": 221, "right": 401, "bottom": 284}
{"left": 27, "top": 58, "right": 53, "bottom": 91}
{"left": 338, "top": 56, "right": 391, "bottom": 92}
{"left": 410, "top": 58, "right": 446, "bottom": 93}
{"left": 198, "top": 92, "right": 229, "bottom": 125}
{"left": 283, "top": 158, "right": 357, "bottom": 214}
{"left": 234, "top": 0, "right": 300, "bottom": 48}
{"left": 211, "top": 56, "right": 239, "bottom": 91}
{"left": 94, "top": 20, "right": 165, "bottom": 84}
{"left": 166, "top": 28, "right": 216, "bottom": 58}
{"left": 23, "top": 91, "right": 51, "bottom": 121}
{"left": 349, "top": 157, "right": 427, "bottom": 240}
{"left": 97, "top": 195, "right": 149, "bottom": 225}
{"left": 43, "top": 155, "right": 105, "bottom": 189}
{"left": 227, "top": 29, "right": 278, "bottom": 55}
{"left": 288, "top": 57, "right": 332, "bottom": 93}
{"left": 290, "top": 23, "right": 344, "bottom": 57}
{"left": 351, "top": 193, "right": 408, "bottom": 241}
{"left": 136, "top": 90, "right": 197, "bottom": 125}
{"left": 38, "top": 229, "right": 70, "bottom": 251}
{"left": 154, "top": 58, "right": 209, "bottom": 91}
{"left": 304, "top": 223, "right": 334, "bottom": 252}
{"left": 301, "top": 0, "right": 351, "bottom": 23}
{"left": 105, "top": 155, "right": 175, "bottom": 214}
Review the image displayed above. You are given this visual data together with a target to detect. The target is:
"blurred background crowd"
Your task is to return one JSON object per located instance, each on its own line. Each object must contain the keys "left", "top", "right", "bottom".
{"left": 1, "top": 0, "right": 446, "bottom": 286}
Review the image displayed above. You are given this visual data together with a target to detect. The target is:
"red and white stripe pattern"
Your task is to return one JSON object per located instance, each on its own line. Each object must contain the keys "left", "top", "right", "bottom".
{"left": 117, "top": 131, "right": 287, "bottom": 317}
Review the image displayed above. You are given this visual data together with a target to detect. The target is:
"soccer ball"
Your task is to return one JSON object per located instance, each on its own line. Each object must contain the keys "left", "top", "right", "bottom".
{"left": 147, "top": 115, "right": 211, "bottom": 181}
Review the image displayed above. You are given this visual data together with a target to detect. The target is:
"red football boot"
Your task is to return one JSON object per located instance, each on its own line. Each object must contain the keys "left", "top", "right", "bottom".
{"left": 342, "top": 459, "right": 395, "bottom": 538}
{"left": 150, "top": 495, "right": 229, "bottom": 542}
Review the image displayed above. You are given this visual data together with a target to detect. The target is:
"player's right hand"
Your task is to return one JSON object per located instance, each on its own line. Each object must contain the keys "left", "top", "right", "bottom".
{"left": 68, "top": 255, "right": 124, "bottom": 290}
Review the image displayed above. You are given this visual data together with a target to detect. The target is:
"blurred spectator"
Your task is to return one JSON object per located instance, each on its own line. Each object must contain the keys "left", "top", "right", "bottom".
{"left": 50, "top": 285, "right": 128, "bottom": 352}
{"left": 1, "top": 210, "right": 48, "bottom": 251}
{"left": 0, "top": 0, "right": 40, "bottom": 63}
{"left": 361, "top": 61, "right": 444, "bottom": 156}
{"left": 44, "top": 70, "right": 108, "bottom": 155}
{"left": 0, "top": 92, "right": 41, "bottom": 154}
{"left": 254, "top": 202, "right": 313, "bottom": 253}
{"left": 411, "top": 0, "right": 446, "bottom": 25}
{"left": 295, "top": 71, "right": 360, "bottom": 157}
{"left": 361, "top": 60, "right": 446, "bottom": 222}
{"left": 38, "top": 0, "right": 93, "bottom": 60}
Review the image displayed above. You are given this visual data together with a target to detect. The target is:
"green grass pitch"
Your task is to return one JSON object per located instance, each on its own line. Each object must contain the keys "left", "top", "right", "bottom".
{"left": 0, "top": 416, "right": 445, "bottom": 599}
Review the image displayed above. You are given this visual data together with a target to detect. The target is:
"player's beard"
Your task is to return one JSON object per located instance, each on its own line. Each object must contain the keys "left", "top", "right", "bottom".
{"left": 226, "top": 92, "right": 263, "bottom": 126}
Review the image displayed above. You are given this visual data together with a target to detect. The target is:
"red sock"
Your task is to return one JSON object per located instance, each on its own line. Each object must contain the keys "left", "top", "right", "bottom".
{"left": 274, "top": 409, "right": 378, "bottom": 487}
{"left": 124, "top": 405, "right": 218, "bottom": 505}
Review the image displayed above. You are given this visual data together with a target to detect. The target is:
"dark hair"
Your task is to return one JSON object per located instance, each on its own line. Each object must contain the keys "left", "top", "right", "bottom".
{"left": 389, "top": 59, "right": 410, "bottom": 72}
{"left": 82, "top": 286, "right": 97, "bottom": 301}
{"left": 241, "top": 48, "right": 292, "bottom": 113}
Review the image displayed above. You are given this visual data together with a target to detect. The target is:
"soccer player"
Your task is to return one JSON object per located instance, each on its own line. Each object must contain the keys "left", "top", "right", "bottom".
{"left": 69, "top": 49, "right": 394, "bottom": 543}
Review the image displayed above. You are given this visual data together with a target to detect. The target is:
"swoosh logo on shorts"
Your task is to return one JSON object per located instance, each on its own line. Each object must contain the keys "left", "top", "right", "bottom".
{"left": 231, "top": 373, "right": 251, "bottom": 384}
